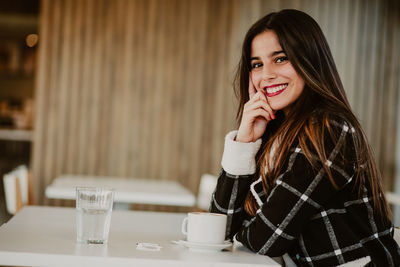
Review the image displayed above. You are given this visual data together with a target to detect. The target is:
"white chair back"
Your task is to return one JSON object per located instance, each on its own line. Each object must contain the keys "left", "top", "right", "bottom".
{"left": 3, "top": 165, "right": 31, "bottom": 215}
{"left": 336, "top": 256, "right": 371, "bottom": 267}
{"left": 386, "top": 192, "right": 400, "bottom": 206}
{"left": 13, "top": 165, "right": 29, "bottom": 204}
{"left": 386, "top": 191, "right": 400, "bottom": 227}
{"left": 394, "top": 227, "right": 400, "bottom": 246}
{"left": 197, "top": 174, "right": 218, "bottom": 211}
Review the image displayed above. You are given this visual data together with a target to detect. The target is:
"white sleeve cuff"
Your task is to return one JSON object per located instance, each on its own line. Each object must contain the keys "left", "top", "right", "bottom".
{"left": 221, "top": 131, "right": 262, "bottom": 176}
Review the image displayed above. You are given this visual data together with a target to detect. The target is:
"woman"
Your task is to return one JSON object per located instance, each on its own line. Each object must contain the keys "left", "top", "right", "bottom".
{"left": 210, "top": 9, "right": 400, "bottom": 266}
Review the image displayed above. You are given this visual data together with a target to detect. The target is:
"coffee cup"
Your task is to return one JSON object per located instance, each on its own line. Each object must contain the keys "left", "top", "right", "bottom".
{"left": 181, "top": 212, "right": 227, "bottom": 244}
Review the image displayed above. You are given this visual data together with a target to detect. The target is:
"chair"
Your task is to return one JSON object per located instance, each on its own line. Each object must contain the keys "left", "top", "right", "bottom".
{"left": 3, "top": 165, "right": 33, "bottom": 215}
{"left": 384, "top": 191, "right": 400, "bottom": 246}
{"left": 386, "top": 191, "right": 400, "bottom": 228}
{"left": 386, "top": 191, "right": 400, "bottom": 206}
{"left": 196, "top": 174, "right": 218, "bottom": 211}
{"left": 336, "top": 257, "right": 371, "bottom": 267}
{"left": 393, "top": 227, "right": 400, "bottom": 245}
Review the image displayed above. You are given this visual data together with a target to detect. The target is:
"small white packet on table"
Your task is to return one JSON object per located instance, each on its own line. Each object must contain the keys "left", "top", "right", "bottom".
{"left": 136, "top": 243, "right": 162, "bottom": 251}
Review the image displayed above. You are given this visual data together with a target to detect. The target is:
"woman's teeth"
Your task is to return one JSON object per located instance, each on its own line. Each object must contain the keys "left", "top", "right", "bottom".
{"left": 266, "top": 84, "right": 287, "bottom": 94}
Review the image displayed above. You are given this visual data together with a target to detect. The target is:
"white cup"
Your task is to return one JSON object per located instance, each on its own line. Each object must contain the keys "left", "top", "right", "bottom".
{"left": 181, "top": 212, "right": 227, "bottom": 244}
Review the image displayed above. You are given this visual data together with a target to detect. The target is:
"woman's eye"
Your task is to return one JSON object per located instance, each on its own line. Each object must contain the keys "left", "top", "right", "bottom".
{"left": 275, "top": 56, "right": 288, "bottom": 63}
{"left": 251, "top": 62, "right": 262, "bottom": 69}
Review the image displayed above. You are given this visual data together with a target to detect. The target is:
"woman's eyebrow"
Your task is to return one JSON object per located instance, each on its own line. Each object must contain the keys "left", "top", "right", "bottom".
{"left": 250, "top": 50, "right": 285, "bottom": 61}
{"left": 269, "top": 50, "right": 285, "bottom": 57}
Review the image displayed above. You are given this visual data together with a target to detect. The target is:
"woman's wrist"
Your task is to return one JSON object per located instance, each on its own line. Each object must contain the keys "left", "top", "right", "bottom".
{"left": 235, "top": 132, "right": 251, "bottom": 143}
{"left": 222, "top": 131, "right": 262, "bottom": 175}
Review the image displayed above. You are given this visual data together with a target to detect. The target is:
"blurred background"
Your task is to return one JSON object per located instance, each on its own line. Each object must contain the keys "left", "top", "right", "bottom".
{"left": 0, "top": 0, "right": 399, "bottom": 224}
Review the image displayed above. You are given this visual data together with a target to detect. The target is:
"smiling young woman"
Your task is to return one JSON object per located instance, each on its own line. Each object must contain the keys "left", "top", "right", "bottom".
{"left": 210, "top": 9, "right": 400, "bottom": 266}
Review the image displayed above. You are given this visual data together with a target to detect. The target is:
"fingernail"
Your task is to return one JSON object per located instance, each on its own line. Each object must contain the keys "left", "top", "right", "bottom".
{"left": 273, "top": 114, "right": 276, "bottom": 119}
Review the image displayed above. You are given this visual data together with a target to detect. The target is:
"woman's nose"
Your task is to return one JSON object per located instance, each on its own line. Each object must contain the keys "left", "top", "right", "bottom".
{"left": 262, "top": 65, "right": 276, "bottom": 80}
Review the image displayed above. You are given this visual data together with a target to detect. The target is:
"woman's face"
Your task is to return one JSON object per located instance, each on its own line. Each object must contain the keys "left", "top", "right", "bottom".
{"left": 250, "top": 30, "right": 305, "bottom": 114}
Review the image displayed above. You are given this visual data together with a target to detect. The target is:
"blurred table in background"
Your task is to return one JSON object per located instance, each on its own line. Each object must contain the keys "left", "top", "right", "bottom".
{"left": 0, "top": 129, "right": 33, "bottom": 141}
{"left": 45, "top": 175, "right": 196, "bottom": 208}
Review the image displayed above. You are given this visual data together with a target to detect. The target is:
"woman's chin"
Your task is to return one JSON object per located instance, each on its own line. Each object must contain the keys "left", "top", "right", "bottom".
{"left": 267, "top": 100, "right": 292, "bottom": 114}
{"left": 268, "top": 103, "right": 283, "bottom": 112}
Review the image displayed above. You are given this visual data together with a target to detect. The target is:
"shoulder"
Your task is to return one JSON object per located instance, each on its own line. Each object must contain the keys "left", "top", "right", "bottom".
{"left": 292, "top": 111, "right": 359, "bottom": 187}
{"left": 301, "top": 110, "right": 358, "bottom": 163}
{"left": 310, "top": 110, "right": 356, "bottom": 138}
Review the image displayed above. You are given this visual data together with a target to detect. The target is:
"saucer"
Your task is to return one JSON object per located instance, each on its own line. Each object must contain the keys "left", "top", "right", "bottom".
{"left": 178, "top": 240, "right": 232, "bottom": 252}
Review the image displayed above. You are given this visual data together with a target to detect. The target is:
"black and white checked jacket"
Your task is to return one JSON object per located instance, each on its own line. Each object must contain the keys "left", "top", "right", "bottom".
{"left": 210, "top": 119, "right": 400, "bottom": 266}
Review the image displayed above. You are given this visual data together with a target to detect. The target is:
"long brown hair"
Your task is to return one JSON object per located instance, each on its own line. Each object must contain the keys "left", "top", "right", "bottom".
{"left": 234, "top": 9, "right": 390, "bottom": 220}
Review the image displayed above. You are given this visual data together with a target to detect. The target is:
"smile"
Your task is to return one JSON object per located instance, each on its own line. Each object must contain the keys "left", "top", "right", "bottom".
{"left": 264, "top": 83, "right": 288, "bottom": 97}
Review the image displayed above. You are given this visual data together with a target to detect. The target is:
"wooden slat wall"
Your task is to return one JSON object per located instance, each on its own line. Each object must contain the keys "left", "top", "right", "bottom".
{"left": 33, "top": 0, "right": 400, "bottom": 207}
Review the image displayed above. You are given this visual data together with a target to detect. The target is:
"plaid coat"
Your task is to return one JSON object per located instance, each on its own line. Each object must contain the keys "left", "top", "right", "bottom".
{"left": 210, "top": 119, "right": 400, "bottom": 266}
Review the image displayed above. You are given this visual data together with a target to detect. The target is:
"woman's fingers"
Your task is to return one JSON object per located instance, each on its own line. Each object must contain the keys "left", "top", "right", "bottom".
{"left": 248, "top": 76, "right": 257, "bottom": 99}
{"left": 246, "top": 91, "right": 266, "bottom": 106}
{"left": 247, "top": 108, "right": 274, "bottom": 121}
{"left": 244, "top": 93, "right": 275, "bottom": 120}
{"left": 237, "top": 86, "right": 275, "bottom": 142}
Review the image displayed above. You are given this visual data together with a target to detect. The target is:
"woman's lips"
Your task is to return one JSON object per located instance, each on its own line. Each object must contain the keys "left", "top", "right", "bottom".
{"left": 264, "top": 83, "right": 288, "bottom": 97}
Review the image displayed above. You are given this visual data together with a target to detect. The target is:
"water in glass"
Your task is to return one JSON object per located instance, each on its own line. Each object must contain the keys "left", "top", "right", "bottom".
{"left": 76, "top": 207, "right": 112, "bottom": 244}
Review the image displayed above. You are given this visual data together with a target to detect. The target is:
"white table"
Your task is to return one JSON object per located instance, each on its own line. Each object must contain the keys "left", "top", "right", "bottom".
{"left": 0, "top": 206, "right": 280, "bottom": 267}
{"left": 45, "top": 175, "right": 196, "bottom": 207}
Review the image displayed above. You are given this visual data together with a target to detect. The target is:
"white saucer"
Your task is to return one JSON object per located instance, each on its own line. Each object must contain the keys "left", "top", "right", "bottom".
{"left": 178, "top": 240, "right": 232, "bottom": 252}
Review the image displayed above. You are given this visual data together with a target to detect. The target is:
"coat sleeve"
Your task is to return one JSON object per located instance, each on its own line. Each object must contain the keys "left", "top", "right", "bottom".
{"left": 210, "top": 130, "right": 262, "bottom": 238}
{"left": 210, "top": 169, "right": 255, "bottom": 239}
{"left": 234, "top": 121, "right": 357, "bottom": 257}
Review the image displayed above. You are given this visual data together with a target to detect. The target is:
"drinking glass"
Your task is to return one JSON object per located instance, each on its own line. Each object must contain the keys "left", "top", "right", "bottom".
{"left": 76, "top": 187, "right": 114, "bottom": 244}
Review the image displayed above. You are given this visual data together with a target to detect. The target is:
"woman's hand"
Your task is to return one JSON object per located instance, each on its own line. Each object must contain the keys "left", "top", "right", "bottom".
{"left": 236, "top": 78, "right": 275, "bottom": 143}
